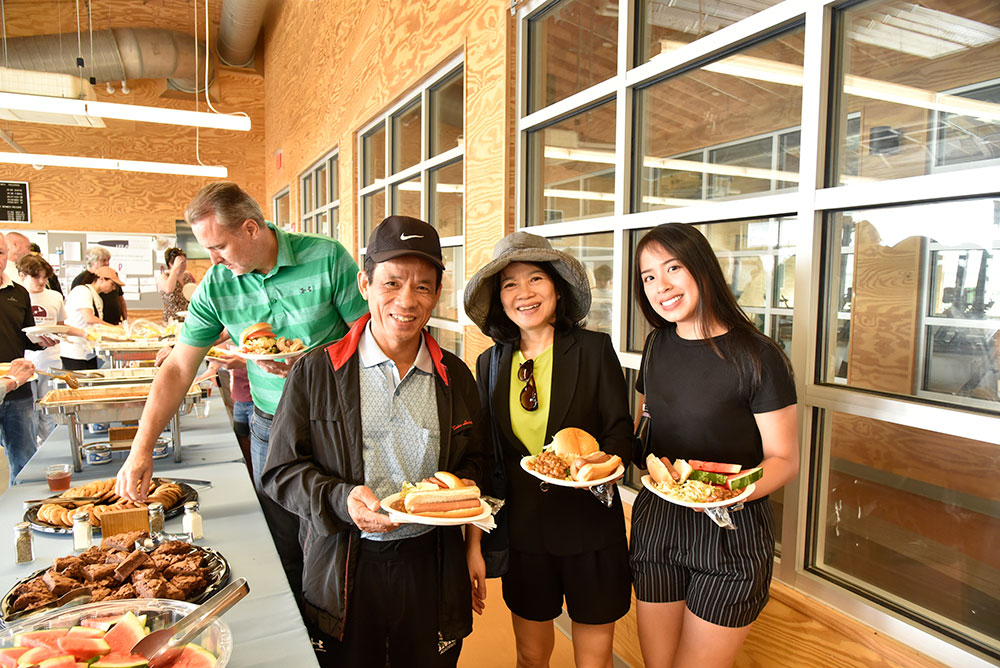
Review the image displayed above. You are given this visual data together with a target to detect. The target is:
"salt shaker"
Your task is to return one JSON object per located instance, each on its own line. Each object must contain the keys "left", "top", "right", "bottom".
{"left": 182, "top": 501, "right": 203, "bottom": 540}
{"left": 14, "top": 522, "right": 33, "bottom": 564}
{"left": 72, "top": 511, "right": 92, "bottom": 552}
{"left": 148, "top": 502, "right": 165, "bottom": 534}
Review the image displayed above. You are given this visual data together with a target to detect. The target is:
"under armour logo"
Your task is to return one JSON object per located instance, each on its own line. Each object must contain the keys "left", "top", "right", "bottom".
{"left": 400, "top": 233, "right": 424, "bottom": 241}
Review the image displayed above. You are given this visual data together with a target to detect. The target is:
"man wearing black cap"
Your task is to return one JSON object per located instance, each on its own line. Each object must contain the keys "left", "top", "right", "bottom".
{"left": 262, "top": 216, "right": 485, "bottom": 667}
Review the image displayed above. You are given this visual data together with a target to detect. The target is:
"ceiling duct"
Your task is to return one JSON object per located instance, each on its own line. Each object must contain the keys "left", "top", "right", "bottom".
{"left": 1, "top": 28, "right": 213, "bottom": 93}
{"left": 218, "top": 0, "right": 268, "bottom": 68}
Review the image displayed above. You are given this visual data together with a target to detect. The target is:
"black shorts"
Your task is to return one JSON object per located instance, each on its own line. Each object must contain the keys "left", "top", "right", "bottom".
{"left": 629, "top": 489, "right": 774, "bottom": 628}
{"left": 502, "top": 541, "right": 631, "bottom": 625}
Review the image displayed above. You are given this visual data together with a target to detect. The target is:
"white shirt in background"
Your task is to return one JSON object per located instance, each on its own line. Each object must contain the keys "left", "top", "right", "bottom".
{"left": 61, "top": 284, "right": 102, "bottom": 361}
{"left": 26, "top": 288, "right": 65, "bottom": 371}
{"left": 5, "top": 261, "right": 22, "bottom": 285}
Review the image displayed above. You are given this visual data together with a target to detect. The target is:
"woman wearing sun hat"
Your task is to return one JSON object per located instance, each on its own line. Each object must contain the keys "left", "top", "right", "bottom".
{"left": 464, "top": 231, "right": 633, "bottom": 667}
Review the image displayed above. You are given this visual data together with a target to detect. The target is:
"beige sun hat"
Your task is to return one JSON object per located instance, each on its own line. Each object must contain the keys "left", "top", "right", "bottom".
{"left": 463, "top": 231, "right": 591, "bottom": 332}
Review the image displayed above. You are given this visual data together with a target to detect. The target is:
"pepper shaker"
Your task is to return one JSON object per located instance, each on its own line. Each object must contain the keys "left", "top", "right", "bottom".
{"left": 14, "top": 522, "right": 33, "bottom": 564}
{"left": 148, "top": 502, "right": 165, "bottom": 534}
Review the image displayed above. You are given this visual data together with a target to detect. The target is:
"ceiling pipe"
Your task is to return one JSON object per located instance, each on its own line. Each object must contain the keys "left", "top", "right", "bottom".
{"left": 2, "top": 28, "right": 214, "bottom": 93}
{"left": 218, "top": 0, "right": 267, "bottom": 68}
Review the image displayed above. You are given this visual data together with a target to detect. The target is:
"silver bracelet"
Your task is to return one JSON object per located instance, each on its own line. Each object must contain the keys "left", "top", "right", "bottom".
{"left": 1, "top": 374, "right": 19, "bottom": 390}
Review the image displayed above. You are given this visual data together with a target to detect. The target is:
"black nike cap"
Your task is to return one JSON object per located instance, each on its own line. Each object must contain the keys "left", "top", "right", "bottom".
{"left": 365, "top": 215, "right": 445, "bottom": 271}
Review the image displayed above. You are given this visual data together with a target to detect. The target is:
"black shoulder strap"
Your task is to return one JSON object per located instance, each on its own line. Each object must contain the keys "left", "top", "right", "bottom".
{"left": 487, "top": 344, "right": 505, "bottom": 466}
{"left": 640, "top": 328, "right": 659, "bottom": 400}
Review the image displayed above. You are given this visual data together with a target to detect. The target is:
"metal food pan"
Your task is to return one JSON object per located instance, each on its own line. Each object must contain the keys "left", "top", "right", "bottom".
{"left": 40, "top": 384, "right": 200, "bottom": 424}
{"left": 65, "top": 367, "right": 160, "bottom": 385}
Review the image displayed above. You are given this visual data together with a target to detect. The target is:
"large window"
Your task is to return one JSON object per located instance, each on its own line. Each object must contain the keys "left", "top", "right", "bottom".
{"left": 516, "top": 0, "right": 1000, "bottom": 663}
{"left": 272, "top": 188, "right": 290, "bottom": 230}
{"left": 359, "top": 57, "right": 465, "bottom": 336}
{"left": 301, "top": 151, "right": 340, "bottom": 238}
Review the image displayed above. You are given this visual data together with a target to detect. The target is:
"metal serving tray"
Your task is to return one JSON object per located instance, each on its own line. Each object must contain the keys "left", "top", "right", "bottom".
{"left": 39, "top": 384, "right": 200, "bottom": 471}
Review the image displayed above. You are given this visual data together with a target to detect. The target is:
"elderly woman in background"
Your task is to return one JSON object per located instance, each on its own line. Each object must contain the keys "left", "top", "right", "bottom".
{"left": 157, "top": 247, "right": 196, "bottom": 322}
{"left": 72, "top": 246, "right": 127, "bottom": 325}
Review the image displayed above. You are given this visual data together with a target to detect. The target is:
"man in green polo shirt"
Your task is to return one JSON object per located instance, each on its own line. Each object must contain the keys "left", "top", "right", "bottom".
{"left": 116, "top": 181, "right": 367, "bottom": 603}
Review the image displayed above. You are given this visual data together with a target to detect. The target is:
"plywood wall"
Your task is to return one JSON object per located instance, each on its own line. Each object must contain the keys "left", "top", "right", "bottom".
{"left": 2, "top": 1, "right": 265, "bottom": 234}
{"left": 261, "top": 0, "right": 513, "bottom": 366}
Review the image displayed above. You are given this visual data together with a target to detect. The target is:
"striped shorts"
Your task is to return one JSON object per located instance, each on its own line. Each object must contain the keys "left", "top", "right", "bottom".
{"left": 628, "top": 488, "right": 775, "bottom": 628}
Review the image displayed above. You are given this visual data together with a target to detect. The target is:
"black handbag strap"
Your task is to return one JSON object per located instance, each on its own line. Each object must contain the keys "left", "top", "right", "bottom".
{"left": 639, "top": 328, "right": 659, "bottom": 410}
{"left": 487, "top": 344, "right": 505, "bottom": 469}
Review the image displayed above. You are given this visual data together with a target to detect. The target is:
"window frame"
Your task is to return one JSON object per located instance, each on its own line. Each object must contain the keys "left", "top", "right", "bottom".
{"left": 514, "top": 0, "right": 1000, "bottom": 665}
{"left": 357, "top": 54, "right": 469, "bottom": 330}
{"left": 300, "top": 149, "right": 340, "bottom": 239}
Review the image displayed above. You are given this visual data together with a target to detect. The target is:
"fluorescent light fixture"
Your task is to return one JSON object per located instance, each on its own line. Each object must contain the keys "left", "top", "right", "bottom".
{"left": 658, "top": 39, "right": 1000, "bottom": 123}
{"left": 0, "top": 151, "right": 227, "bottom": 177}
{"left": 0, "top": 91, "right": 250, "bottom": 131}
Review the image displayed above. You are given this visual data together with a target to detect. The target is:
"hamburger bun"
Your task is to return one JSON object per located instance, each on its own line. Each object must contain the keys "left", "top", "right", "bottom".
{"left": 240, "top": 322, "right": 274, "bottom": 346}
{"left": 549, "top": 427, "right": 600, "bottom": 459}
{"left": 432, "top": 471, "right": 464, "bottom": 489}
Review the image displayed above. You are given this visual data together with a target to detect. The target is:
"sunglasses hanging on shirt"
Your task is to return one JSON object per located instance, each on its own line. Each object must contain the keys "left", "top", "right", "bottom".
{"left": 518, "top": 359, "right": 538, "bottom": 411}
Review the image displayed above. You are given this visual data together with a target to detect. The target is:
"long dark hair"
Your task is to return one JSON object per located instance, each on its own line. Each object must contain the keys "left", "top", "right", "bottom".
{"left": 633, "top": 223, "right": 792, "bottom": 391}
{"left": 483, "top": 261, "right": 580, "bottom": 344}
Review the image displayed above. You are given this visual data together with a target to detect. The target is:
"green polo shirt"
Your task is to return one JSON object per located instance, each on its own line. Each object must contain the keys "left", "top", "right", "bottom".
{"left": 179, "top": 223, "right": 368, "bottom": 413}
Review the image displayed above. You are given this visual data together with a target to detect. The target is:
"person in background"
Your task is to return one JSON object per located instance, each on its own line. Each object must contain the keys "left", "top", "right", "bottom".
{"left": 29, "top": 244, "right": 64, "bottom": 296}
{"left": 157, "top": 247, "right": 196, "bottom": 322}
{"left": 0, "top": 358, "right": 35, "bottom": 404}
{"left": 463, "top": 232, "right": 633, "bottom": 668}
{"left": 0, "top": 235, "right": 56, "bottom": 483}
{"left": 4, "top": 232, "right": 31, "bottom": 286}
{"left": 629, "top": 223, "right": 799, "bottom": 668}
{"left": 262, "top": 216, "right": 484, "bottom": 666}
{"left": 17, "top": 255, "right": 84, "bottom": 442}
{"left": 116, "top": 181, "right": 368, "bottom": 610}
{"left": 61, "top": 267, "right": 126, "bottom": 371}
{"left": 72, "top": 246, "right": 127, "bottom": 325}
{"left": 230, "top": 366, "right": 254, "bottom": 479}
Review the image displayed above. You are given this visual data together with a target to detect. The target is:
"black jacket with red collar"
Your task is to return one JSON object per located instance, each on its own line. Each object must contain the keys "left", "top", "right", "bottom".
{"left": 262, "top": 314, "right": 486, "bottom": 641}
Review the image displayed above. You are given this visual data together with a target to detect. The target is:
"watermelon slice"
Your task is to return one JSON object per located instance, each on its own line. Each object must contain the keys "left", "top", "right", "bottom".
{"left": 90, "top": 652, "right": 149, "bottom": 668}
{"left": 169, "top": 644, "right": 218, "bottom": 668}
{"left": 81, "top": 615, "right": 147, "bottom": 633}
{"left": 687, "top": 469, "right": 727, "bottom": 485}
{"left": 726, "top": 466, "right": 763, "bottom": 490}
{"left": 0, "top": 648, "right": 28, "bottom": 668}
{"left": 672, "top": 459, "right": 693, "bottom": 483}
{"left": 14, "top": 629, "right": 70, "bottom": 650}
{"left": 66, "top": 626, "right": 105, "bottom": 639}
{"left": 56, "top": 636, "right": 110, "bottom": 662}
{"left": 102, "top": 612, "right": 147, "bottom": 655}
{"left": 16, "top": 646, "right": 63, "bottom": 665}
{"left": 37, "top": 656, "right": 76, "bottom": 668}
{"left": 688, "top": 460, "right": 742, "bottom": 475}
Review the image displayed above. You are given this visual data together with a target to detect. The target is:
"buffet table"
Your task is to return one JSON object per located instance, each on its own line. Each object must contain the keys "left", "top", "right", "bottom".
{"left": 1, "top": 403, "right": 319, "bottom": 667}
{"left": 16, "top": 396, "right": 245, "bottom": 485}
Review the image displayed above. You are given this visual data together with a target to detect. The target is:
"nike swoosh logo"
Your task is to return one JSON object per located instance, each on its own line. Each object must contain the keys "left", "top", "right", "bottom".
{"left": 400, "top": 234, "right": 424, "bottom": 241}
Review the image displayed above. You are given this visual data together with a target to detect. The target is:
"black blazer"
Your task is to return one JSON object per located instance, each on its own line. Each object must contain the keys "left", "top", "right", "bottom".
{"left": 475, "top": 327, "right": 633, "bottom": 556}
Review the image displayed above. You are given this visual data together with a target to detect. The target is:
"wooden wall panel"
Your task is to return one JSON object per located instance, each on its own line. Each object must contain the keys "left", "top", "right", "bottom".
{"left": 262, "top": 0, "right": 512, "bottom": 270}
{"left": 846, "top": 221, "right": 923, "bottom": 394}
{"left": 2, "top": 0, "right": 265, "bottom": 235}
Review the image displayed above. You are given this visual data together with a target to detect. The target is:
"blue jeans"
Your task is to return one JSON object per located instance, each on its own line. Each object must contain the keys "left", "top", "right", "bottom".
{"left": 1, "top": 396, "right": 38, "bottom": 484}
{"left": 250, "top": 409, "right": 304, "bottom": 605}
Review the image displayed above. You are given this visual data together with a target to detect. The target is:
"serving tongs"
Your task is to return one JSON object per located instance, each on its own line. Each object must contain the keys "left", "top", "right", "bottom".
{"left": 23, "top": 496, "right": 100, "bottom": 508}
{"left": 33, "top": 370, "right": 80, "bottom": 389}
{"left": 130, "top": 578, "right": 249, "bottom": 668}
{"left": 50, "top": 369, "right": 104, "bottom": 379}
{"left": 2, "top": 587, "right": 92, "bottom": 626}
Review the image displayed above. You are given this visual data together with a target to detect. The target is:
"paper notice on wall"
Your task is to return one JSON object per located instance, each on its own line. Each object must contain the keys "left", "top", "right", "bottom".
{"left": 64, "top": 242, "right": 81, "bottom": 262}
{"left": 88, "top": 234, "right": 154, "bottom": 276}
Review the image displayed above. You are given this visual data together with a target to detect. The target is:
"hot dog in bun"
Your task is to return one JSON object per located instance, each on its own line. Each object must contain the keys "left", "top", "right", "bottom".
{"left": 536, "top": 428, "right": 621, "bottom": 482}
{"left": 400, "top": 471, "right": 482, "bottom": 518}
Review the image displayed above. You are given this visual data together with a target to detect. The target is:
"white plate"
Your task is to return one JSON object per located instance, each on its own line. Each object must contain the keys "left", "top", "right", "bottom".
{"left": 176, "top": 310, "right": 189, "bottom": 319}
{"left": 380, "top": 493, "right": 491, "bottom": 526}
{"left": 23, "top": 325, "right": 72, "bottom": 336}
{"left": 520, "top": 455, "right": 624, "bottom": 488}
{"left": 641, "top": 474, "right": 755, "bottom": 509}
{"left": 182, "top": 282, "right": 197, "bottom": 301}
{"left": 230, "top": 347, "right": 310, "bottom": 362}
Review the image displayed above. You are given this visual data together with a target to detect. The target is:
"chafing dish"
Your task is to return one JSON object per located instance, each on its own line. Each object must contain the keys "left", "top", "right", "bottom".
{"left": 40, "top": 384, "right": 200, "bottom": 471}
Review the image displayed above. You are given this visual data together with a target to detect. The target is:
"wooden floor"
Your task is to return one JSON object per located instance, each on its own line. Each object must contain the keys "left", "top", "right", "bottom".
{"left": 461, "top": 579, "right": 948, "bottom": 668}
